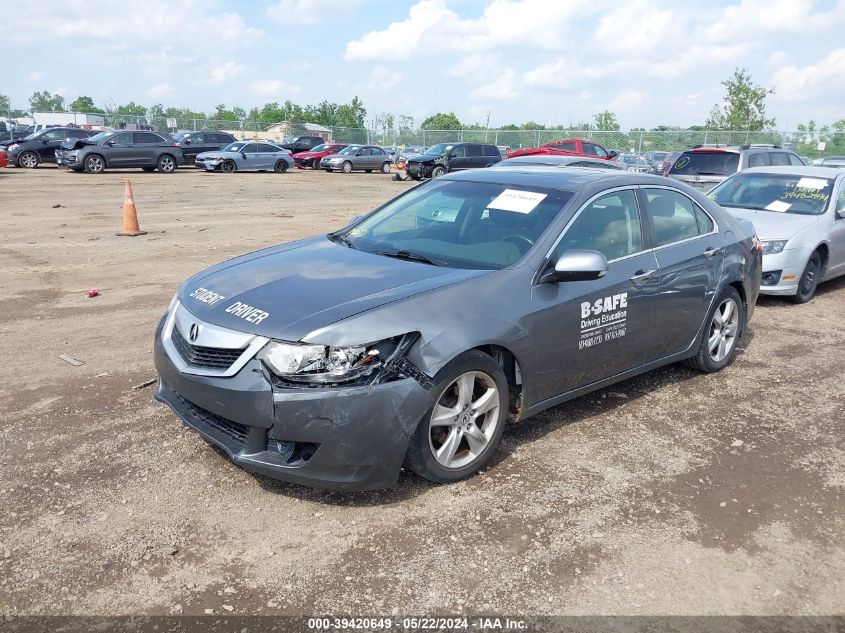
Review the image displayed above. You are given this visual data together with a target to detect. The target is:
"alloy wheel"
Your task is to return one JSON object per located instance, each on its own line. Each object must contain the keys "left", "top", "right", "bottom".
{"left": 428, "top": 371, "right": 501, "bottom": 469}
{"left": 707, "top": 297, "right": 739, "bottom": 363}
{"left": 19, "top": 152, "right": 38, "bottom": 168}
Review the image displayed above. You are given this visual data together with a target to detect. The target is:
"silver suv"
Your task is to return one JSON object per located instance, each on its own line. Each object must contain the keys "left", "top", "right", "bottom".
{"left": 667, "top": 144, "right": 804, "bottom": 192}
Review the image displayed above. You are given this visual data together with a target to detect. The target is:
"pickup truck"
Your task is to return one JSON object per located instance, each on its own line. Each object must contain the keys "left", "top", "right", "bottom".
{"left": 507, "top": 138, "right": 618, "bottom": 161}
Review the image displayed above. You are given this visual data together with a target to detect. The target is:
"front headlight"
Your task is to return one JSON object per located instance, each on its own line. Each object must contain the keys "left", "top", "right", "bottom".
{"left": 258, "top": 334, "right": 416, "bottom": 385}
{"left": 7, "top": 144, "right": 18, "bottom": 151}
{"left": 762, "top": 240, "right": 788, "bottom": 255}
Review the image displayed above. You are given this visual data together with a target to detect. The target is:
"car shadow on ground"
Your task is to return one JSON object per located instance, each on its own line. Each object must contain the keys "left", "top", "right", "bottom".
{"left": 252, "top": 354, "right": 709, "bottom": 507}
{"left": 755, "top": 273, "right": 845, "bottom": 309}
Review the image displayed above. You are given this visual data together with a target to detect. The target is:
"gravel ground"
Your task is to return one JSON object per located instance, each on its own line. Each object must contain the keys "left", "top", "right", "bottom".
{"left": 0, "top": 166, "right": 842, "bottom": 617}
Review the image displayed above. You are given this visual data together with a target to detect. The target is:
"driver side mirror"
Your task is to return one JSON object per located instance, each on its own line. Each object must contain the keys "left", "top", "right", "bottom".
{"left": 607, "top": 150, "right": 618, "bottom": 158}
{"left": 184, "top": 138, "right": 192, "bottom": 145}
{"left": 539, "top": 250, "right": 608, "bottom": 284}
{"left": 241, "top": 152, "right": 247, "bottom": 159}
{"left": 837, "top": 206, "right": 845, "bottom": 219}
{"left": 448, "top": 152, "right": 457, "bottom": 159}
{"left": 107, "top": 140, "right": 115, "bottom": 146}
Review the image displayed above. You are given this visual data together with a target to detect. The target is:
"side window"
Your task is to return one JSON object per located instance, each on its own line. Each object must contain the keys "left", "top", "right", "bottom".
{"left": 134, "top": 132, "right": 162, "bottom": 144}
{"left": 110, "top": 132, "right": 133, "bottom": 145}
{"left": 748, "top": 152, "right": 770, "bottom": 167}
{"left": 255, "top": 143, "right": 278, "bottom": 152}
{"left": 644, "top": 189, "right": 709, "bottom": 246}
{"left": 769, "top": 152, "right": 790, "bottom": 166}
{"left": 787, "top": 153, "right": 805, "bottom": 166}
{"left": 41, "top": 130, "right": 64, "bottom": 141}
{"left": 484, "top": 145, "right": 500, "bottom": 156}
{"left": 241, "top": 143, "right": 258, "bottom": 153}
{"left": 450, "top": 145, "right": 466, "bottom": 158}
{"left": 837, "top": 183, "right": 845, "bottom": 213}
{"left": 467, "top": 144, "right": 483, "bottom": 157}
{"left": 552, "top": 141, "right": 577, "bottom": 152}
{"left": 592, "top": 144, "right": 609, "bottom": 158}
{"left": 68, "top": 130, "right": 87, "bottom": 139}
{"left": 582, "top": 143, "right": 599, "bottom": 156}
{"left": 358, "top": 147, "right": 371, "bottom": 156}
{"left": 554, "top": 190, "right": 643, "bottom": 262}
{"left": 371, "top": 147, "right": 385, "bottom": 156}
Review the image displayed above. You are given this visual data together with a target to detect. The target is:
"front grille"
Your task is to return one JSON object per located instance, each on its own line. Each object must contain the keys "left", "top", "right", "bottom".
{"left": 171, "top": 325, "right": 243, "bottom": 370}
{"left": 175, "top": 394, "right": 248, "bottom": 443}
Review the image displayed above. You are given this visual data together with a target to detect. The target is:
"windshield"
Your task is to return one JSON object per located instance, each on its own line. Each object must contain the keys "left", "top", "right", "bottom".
{"left": 281, "top": 136, "right": 299, "bottom": 144}
{"left": 670, "top": 151, "right": 739, "bottom": 176}
{"left": 708, "top": 173, "right": 833, "bottom": 215}
{"left": 310, "top": 144, "right": 328, "bottom": 152}
{"left": 222, "top": 142, "right": 248, "bottom": 152}
{"left": 424, "top": 143, "right": 454, "bottom": 156}
{"left": 172, "top": 132, "right": 190, "bottom": 141}
{"left": 22, "top": 132, "right": 41, "bottom": 141}
{"left": 337, "top": 145, "right": 361, "bottom": 155}
{"left": 335, "top": 180, "right": 573, "bottom": 270}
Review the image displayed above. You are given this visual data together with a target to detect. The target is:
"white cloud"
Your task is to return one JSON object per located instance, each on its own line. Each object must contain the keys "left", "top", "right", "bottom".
{"left": 703, "top": 0, "right": 845, "bottom": 42}
{"left": 595, "top": 1, "right": 677, "bottom": 53}
{"left": 205, "top": 61, "right": 246, "bottom": 85}
{"left": 145, "top": 82, "right": 174, "bottom": 99}
{"left": 608, "top": 89, "right": 649, "bottom": 113}
{"left": 247, "top": 79, "right": 302, "bottom": 99}
{"left": 470, "top": 69, "right": 518, "bottom": 101}
{"left": 27, "top": 71, "right": 46, "bottom": 82}
{"left": 367, "top": 66, "right": 403, "bottom": 92}
{"left": 771, "top": 48, "right": 845, "bottom": 102}
{"left": 266, "top": 0, "right": 361, "bottom": 25}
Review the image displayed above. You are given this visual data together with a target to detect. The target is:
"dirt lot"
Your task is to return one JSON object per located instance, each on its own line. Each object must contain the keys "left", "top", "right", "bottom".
{"left": 0, "top": 166, "right": 843, "bottom": 617}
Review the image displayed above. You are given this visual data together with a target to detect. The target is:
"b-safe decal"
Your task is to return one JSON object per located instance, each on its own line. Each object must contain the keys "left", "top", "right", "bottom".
{"left": 578, "top": 292, "right": 628, "bottom": 350}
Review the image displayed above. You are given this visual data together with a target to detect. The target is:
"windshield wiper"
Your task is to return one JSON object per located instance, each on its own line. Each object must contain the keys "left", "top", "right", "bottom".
{"left": 327, "top": 232, "right": 356, "bottom": 249}
{"left": 374, "top": 250, "right": 448, "bottom": 266}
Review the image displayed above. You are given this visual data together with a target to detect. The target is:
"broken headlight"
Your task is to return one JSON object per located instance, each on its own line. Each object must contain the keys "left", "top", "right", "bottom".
{"left": 258, "top": 334, "right": 416, "bottom": 385}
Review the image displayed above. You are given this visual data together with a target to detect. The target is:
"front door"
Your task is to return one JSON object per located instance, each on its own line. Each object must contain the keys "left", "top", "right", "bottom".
{"left": 104, "top": 132, "right": 135, "bottom": 166}
{"left": 529, "top": 188, "right": 659, "bottom": 402}
{"left": 640, "top": 187, "right": 725, "bottom": 358}
{"left": 827, "top": 184, "right": 845, "bottom": 277}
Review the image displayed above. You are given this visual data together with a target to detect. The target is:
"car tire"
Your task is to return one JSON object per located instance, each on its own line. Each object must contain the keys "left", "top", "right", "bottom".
{"left": 18, "top": 151, "right": 40, "bottom": 168}
{"left": 274, "top": 160, "right": 288, "bottom": 173}
{"left": 157, "top": 154, "right": 176, "bottom": 173}
{"left": 405, "top": 350, "right": 509, "bottom": 484}
{"left": 685, "top": 285, "right": 744, "bottom": 373}
{"left": 312, "top": 159, "right": 322, "bottom": 170}
{"left": 381, "top": 162, "right": 391, "bottom": 174}
{"left": 221, "top": 160, "right": 237, "bottom": 173}
{"left": 342, "top": 161, "right": 353, "bottom": 173}
{"left": 431, "top": 166, "right": 446, "bottom": 178}
{"left": 789, "top": 251, "right": 822, "bottom": 304}
{"left": 83, "top": 154, "right": 105, "bottom": 174}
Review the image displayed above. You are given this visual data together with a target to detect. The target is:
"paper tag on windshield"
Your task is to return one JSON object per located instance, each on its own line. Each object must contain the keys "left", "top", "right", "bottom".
{"left": 765, "top": 200, "right": 791, "bottom": 213}
{"left": 488, "top": 189, "right": 547, "bottom": 214}
{"left": 796, "top": 177, "right": 826, "bottom": 190}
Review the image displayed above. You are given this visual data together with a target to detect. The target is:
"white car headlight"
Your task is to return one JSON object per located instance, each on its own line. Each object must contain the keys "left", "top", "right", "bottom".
{"left": 258, "top": 335, "right": 416, "bottom": 385}
{"left": 7, "top": 144, "right": 19, "bottom": 151}
{"left": 762, "top": 240, "right": 788, "bottom": 255}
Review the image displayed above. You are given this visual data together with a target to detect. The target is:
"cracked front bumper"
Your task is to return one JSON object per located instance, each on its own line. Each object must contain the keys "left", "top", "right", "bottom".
{"left": 153, "top": 318, "right": 435, "bottom": 490}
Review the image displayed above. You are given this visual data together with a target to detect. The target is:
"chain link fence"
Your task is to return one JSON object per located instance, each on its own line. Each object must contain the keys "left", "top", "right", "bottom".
{"left": 9, "top": 111, "right": 844, "bottom": 160}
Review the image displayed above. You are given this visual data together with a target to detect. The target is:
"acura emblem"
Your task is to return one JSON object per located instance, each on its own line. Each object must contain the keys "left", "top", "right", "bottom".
{"left": 189, "top": 323, "right": 200, "bottom": 342}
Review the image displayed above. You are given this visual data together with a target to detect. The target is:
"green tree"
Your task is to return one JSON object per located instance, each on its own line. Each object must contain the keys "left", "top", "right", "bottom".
{"left": 335, "top": 96, "right": 367, "bottom": 128}
{"left": 705, "top": 67, "right": 775, "bottom": 131}
{"left": 29, "top": 90, "right": 65, "bottom": 112}
{"left": 398, "top": 115, "right": 415, "bottom": 131}
{"left": 68, "top": 96, "right": 103, "bottom": 113}
{"left": 421, "top": 112, "right": 462, "bottom": 130}
{"left": 114, "top": 101, "right": 147, "bottom": 117}
{"left": 0, "top": 93, "right": 9, "bottom": 114}
{"left": 593, "top": 111, "right": 620, "bottom": 131}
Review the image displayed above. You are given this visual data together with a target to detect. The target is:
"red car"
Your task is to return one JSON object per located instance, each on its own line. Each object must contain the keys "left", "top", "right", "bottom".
{"left": 293, "top": 143, "right": 348, "bottom": 169}
{"left": 507, "top": 138, "right": 618, "bottom": 161}
{"left": 0, "top": 149, "right": 7, "bottom": 168}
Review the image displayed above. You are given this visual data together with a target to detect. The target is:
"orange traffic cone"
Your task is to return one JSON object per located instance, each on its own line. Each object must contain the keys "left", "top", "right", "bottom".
{"left": 116, "top": 179, "right": 147, "bottom": 237}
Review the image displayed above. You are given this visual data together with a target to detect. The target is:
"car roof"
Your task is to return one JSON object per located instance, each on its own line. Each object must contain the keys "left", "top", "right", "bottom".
{"left": 499, "top": 156, "right": 609, "bottom": 166}
{"left": 443, "top": 166, "right": 669, "bottom": 190}
{"left": 742, "top": 166, "right": 845, "bottom": 179}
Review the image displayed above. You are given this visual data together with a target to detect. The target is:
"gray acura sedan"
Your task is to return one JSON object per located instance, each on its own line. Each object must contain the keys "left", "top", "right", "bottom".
{"left": 154, "top": 168, "right": 761, "bottom": 490}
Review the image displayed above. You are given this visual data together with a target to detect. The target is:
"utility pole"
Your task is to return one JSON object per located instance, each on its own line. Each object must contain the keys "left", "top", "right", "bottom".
{"left": 485, "top": 110, "right": 491, "bottom": 142}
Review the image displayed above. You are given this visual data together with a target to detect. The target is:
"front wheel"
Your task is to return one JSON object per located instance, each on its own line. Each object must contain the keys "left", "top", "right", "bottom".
{"left": 274, "top": 160, "right": 288, "bottom": 173}
{"left": 685, "top": 286, "right": 744, "bottom": 373}
{"left": 431, "top": 165, "right": 446, "bottom": 178}
{"left": 381, "top": 162, "right": 391, "bottom": 174}
{"left": 341, "top": 161, "right": 353, "bottom": 173}
{"left": 157, "top": 154, "right": 176, "bottom": 173}
{"left": 221, "top": 159, "right": 236, "bottom": 173}
{"left": 18, "top": 151, "right": 40, "bottom": 168}
{"left": 84, "top": 154, "right": 105, "bottom": 174}
{"left": 405, "top": 351, "right": 508, "bottom": 484}
{"left": 790, "top": 252, "right": 822, "bottom": 304}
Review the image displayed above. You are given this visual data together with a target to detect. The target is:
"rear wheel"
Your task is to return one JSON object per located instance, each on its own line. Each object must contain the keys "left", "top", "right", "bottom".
{"left": 685, "top": 286, "right": 744, "bottom": 373}
{"left": 790, "top": 252, "right": 822, "bottom": 304}
{"left": 18, "top": 151, "right": 39, "bottom": 168}
{"left": 406, "top": 351, "right": 508, "bottom": 484}
{"left": 341, "top": 161, "right": 353, "bottom": 173}
{"left": 157, "top": 154, "right": 176, "bottom": 173}
{"left": 381, "top": 162, "right": 391, "bottom": 174}
{"left": 274, "top": 160, "right": 288, "bottom": 173}
{"left": 84, "top": 154, "right": 105, "bottom": 174}
{"left": 221, "top": 159, "right": 236, "bottom": 173}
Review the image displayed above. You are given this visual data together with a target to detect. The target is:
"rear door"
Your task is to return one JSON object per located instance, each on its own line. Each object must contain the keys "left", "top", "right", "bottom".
{"left": 640, "top": 187, "right": 724, "bottom": 358}
{"left": 134, "top": 132, "right": 166, "bottom": 165}
{"left": 35, "top": 129, "right": 66, "bottom": 161}
{"left": 668, "top": 151, "right": 740, "bottom": 192}
{"left": 252, "top": 143, "right": 278, "bottom": 169}
{"left": 529, "top": 188, "right": 659, "bottom": 400}
{"left": 370, "top": 146, "right": 387, "bottom": 168}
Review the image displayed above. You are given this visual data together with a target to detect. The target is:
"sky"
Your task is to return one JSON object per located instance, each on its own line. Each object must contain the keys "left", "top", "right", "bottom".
{"left": 2, "top": 0, "right": 844, "bottom": 130}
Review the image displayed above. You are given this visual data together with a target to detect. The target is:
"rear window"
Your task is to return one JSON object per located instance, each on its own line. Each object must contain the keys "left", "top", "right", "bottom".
{"left": 708, "top": 173, "right": 834, "bottom": 216}
{"left": 670, "top": 151, "right": 739, "bottom": 176}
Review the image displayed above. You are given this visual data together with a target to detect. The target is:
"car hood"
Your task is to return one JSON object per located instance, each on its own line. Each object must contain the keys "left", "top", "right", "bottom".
{"left": 407, "top": 154, "right": 440, "bottom": 164}
{"left": 723, "top": 207, "right": 822, "bottom": 240}
{"left": 178, "top": 236, "right": 490, "bottom": 341}
{"left": 294, "top": 150, "right": 325, "bottom": 159}
{"left": 196, "top": 151, "right": 234, "bottom": 159}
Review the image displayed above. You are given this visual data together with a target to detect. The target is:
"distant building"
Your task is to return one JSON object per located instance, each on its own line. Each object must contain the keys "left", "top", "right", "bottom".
{"left": 262, "top": 122, "right": 333, "bottom": 142}
{"left": 32, "top": 111, "right": 106, "bottom": 128}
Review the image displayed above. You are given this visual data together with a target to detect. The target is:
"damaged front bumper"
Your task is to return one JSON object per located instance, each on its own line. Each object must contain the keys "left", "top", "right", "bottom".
{"left": 153, "top": 319, "right": 435, "bottom": 490}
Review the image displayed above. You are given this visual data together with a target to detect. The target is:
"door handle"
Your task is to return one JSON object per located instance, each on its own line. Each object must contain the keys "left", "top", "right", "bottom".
{"left": 703, "top": 247, "right": 721, "bottom": 258}
{"left": 630, "top": 269, "right": 656, "bottom": 283}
